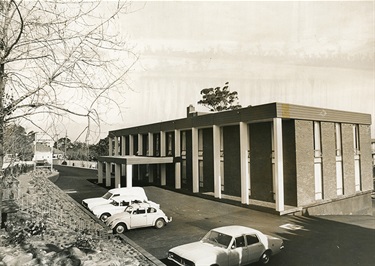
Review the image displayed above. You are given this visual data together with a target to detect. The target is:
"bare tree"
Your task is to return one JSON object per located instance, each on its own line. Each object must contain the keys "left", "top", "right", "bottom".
{"left": 0, "top": 0, "right": 138, "bottom": 221}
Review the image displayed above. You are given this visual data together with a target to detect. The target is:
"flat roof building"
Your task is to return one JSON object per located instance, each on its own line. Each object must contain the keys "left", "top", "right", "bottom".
{"left": 98, "top": 102, "right": 373, "bottom": 215}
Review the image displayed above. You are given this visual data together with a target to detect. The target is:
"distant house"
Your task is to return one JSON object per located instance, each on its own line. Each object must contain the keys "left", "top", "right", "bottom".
{"left": 33, "top": 142, "right": 54, "bottom": 168}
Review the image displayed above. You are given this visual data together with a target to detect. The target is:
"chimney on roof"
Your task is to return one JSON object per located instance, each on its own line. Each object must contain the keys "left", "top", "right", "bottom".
{"left": 187, "top": 104, "right": 196, "bottom": 117}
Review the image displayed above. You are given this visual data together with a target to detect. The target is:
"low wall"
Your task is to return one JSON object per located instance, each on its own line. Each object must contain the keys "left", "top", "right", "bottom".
{"left": 304, "top": 192, "right": 373, "bottom": 215}
{"left": 54, "top": 159, "right": 97, "bottom": 169}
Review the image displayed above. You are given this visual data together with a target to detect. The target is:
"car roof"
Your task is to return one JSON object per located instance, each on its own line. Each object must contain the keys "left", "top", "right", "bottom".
{"left": 112, "top": 195, "right": 144, "bottom": 202}
{"left": 212, "top": 225, "right": 262, "bottom": 237}
{"left": 108, "top": 187, "right": 145, "bottom": 194}
{"left": 128, "top": 202, "right": 157, "bottom": 209}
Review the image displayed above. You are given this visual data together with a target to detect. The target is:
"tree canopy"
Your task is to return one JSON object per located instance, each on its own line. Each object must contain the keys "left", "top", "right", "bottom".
{"left": 197, "top": 82, "right": 242, "bottom": 112}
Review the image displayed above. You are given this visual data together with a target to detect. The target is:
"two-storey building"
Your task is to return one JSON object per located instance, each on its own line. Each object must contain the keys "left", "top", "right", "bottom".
{"left": 98, "top": 102, "right": 373, "bottom": 215}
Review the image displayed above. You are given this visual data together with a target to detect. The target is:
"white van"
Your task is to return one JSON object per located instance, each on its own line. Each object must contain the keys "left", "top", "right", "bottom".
{"left": 82, "top": 187, "right": 147, "bottom": 211}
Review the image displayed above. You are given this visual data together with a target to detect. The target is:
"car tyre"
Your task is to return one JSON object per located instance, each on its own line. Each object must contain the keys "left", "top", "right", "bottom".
{"left": 154, "top": 218, "right": 165, "bottom": 229}
{"left": 100, "top": 213, "right": 111, "bottom": 222}
{"left": 113, "top": 223, "right": 127, "bottom": 234}
{"left": 259, "top": 250, "right": 271, "bottom": 264}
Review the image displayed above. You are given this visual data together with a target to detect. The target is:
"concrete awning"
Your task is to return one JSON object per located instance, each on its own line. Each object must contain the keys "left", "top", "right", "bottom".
{"left": 98, "top": 155, "right": 174, "bottom": 165}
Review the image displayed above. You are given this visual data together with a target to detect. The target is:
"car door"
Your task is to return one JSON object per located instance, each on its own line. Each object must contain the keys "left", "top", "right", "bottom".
{"left": 146, "top": 207, "right": 157, "bottom": 226}
{"left": 129, "top": 208, "right": 147, "bottom": 229}
{"left": 246, "top": 234, "right": 265, "bottom": 263}
{"left": 228, "top": 235, "right": 250, "bottom": 266}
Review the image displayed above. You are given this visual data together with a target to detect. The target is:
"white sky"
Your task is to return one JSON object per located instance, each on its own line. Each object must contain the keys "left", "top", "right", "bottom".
{"left": 63, "top": 0, "right": 375, "bottom": 142}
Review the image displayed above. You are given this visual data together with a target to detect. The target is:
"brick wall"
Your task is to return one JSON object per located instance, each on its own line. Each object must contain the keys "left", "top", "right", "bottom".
{"left": 359, "top": 125, "right": 373, "bottom": 191}
{"left": 223, "top": 125, "right": 241, "bottom": 197}
{"left": 295, "top": 120, "right": 315, "bottom": 206}
{"left": 282, "top": 120, "right": 297, "bottom": 206}
{"left": 203, "top": 128, "right": 214, "bottom": 192}
{"left": 249, "top": 122, "right": 273, "bottom": 202}
{"left": 321, "top": 122, "right": 337, "bottom": 200}
{"left": 342, "top": 123, "right": 356, "bottom": 195}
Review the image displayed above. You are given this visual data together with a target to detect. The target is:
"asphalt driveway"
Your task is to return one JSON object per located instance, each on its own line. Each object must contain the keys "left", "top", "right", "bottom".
{"left": 54, "top": 166, "right": 375, "bottom": 266}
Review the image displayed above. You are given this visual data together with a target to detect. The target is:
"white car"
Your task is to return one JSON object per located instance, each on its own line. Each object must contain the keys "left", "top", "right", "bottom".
{"left": 82, "top": 187, "right": 147, "bottom": 211}
{"left": 106, "top": 202, "right": 172, "bottom": 234}
{"left": 91, "top": 195, "right": 160, "bottom": 222}
{"left": 168, "top": 225, "right": 284, "bottom": 266}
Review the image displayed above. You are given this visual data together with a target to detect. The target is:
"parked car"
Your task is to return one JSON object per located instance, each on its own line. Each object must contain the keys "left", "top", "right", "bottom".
{"left": 82, "top": 187, "right": 147, "bottom": 211}
{"left": 168, "top": 225, "right": 284, "bottom": 266}
{"left": 91, "top": 195, "right": 160, "bottom": 222}
{"left": 106, "top": 202, "right": 172, "bottom": 234}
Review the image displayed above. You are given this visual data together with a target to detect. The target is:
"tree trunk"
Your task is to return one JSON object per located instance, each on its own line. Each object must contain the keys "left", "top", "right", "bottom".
{"left": 0, "top": 62, "right": 5, "bottom": 225}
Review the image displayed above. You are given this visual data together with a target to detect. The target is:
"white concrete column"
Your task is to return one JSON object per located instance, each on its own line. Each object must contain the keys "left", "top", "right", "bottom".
{"left": 126, "top": 164, "right": 133, "bottom": 187}
{"left": 114, "top": 137, "right": 119, "bottom": 155}
{"left": 121, "top": 136, "right": 126, "bottom": 175}
{"left": 192, "top": 127, "right": 199, "bottom": 193}
{"left": 105, "top": 162, "right": 111, "bottom": 187}
{"left": 108, "top": 137, "right": 113, "bottom": 156}
{"left": 121, "top": 136, "right": 126, "bottom": 155}
{"left": 273, "top": 118, "right": 285, "bottom": 212}
{"left": 98, "top": 161, "right": 103, "bottom": 183}
{"left": 213, "top": 125, "right": 221, "bottom": 198}
{"left": 129, "top": 135, "right": 134, "bottom": 155}
{"left": 148, "top": 133, "right": 154, "bottom": 156}
{"left": 115, "top": 163, "right": 121, "bottom": 188}
{"left": 174, "top": 129, "right": 181, "bottom": 189}
{"left": 160, "top": 131, "right": 166, "bottom": 157}
{"left": 240, "top": 122, "right": 250, "bottom": 204}
{"left": 138, "top": 134, "right": 143, "bottom": 155}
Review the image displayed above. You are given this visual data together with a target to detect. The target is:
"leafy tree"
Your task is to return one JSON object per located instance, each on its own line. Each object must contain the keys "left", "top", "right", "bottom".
{"left": 0, "top": 0, "right": 137, "bottom": 222}
{"left": 89, "top": 137, "right": 109, "bottom": 160}
{"left": 3, "top": 124, "right": 34, "bottom": 161}
{"left": 197, "top": 82, "right": 242, "bottom": 111}
{"left": 54, "top": 137, "right": 73, "bottom": 155}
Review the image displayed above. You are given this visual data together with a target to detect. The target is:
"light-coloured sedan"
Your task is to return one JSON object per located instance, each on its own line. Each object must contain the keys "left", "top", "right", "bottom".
{"left": 106, "top": 202, "right": 172, "bottom": 234}
{"left": 82, "top": 187, "right": 147, "bottom": 211}
{"left": 91, "top": 195, "right": 159, "bottom": 222}
{"left": 168, "top": 225, "right": 284, "bottom": 266}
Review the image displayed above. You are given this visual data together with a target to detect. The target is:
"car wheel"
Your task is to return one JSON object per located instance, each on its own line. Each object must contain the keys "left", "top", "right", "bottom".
{"left": 113, "top": 223, "right": 127, "bottom": 234}
{"left": 154, "top": 218, "right": 165, "bottom": 229}
{"left": 100, "top": 213, "right": 111, "bottom": 222}
{"left": 259, "top": 251, "right": 271, "bottom": 264}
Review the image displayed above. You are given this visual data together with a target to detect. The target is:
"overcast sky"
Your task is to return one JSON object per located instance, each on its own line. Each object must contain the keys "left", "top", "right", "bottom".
{"left": 65, "top": 0, "right": 375, "bottom": 141}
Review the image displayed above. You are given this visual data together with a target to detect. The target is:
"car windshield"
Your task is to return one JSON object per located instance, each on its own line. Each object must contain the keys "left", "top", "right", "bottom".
{"left": 111, "top": 200, "right": 119, "bottom": 206}
{"left": 125, "top": 206, "right": 133, "bottom": 213}
{"left": 102, "top": 192, "right": 112, "bottom": 200}
{"left": 202, "top": 230, "right": 233, "bottom": 248}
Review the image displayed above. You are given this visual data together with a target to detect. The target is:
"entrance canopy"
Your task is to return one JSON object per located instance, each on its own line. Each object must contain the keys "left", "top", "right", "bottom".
{"left": 98, "top": 155, "right": 174, "bottom": 165}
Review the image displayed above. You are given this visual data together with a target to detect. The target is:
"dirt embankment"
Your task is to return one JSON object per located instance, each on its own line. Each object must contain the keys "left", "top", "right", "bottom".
{"left": 0, "top": 170, "right": 156, "bottom": 266}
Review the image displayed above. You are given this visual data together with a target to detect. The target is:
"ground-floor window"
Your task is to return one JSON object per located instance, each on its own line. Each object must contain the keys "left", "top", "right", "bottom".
{"left": 220, "top": 160, "right": 224, "bottom": 192}
{"left": 182, "top": 160, "right": 187, "bottom": 185}
{"left": 199, "top": 160, "right": 204, "bottom": 188}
